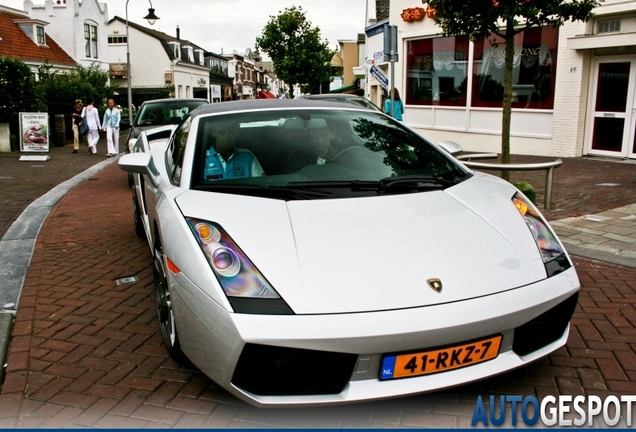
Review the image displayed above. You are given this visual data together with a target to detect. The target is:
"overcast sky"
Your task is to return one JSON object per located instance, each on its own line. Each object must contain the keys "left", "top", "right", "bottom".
{"left": 4, "top": 0, "right": 367, "bottom": 57}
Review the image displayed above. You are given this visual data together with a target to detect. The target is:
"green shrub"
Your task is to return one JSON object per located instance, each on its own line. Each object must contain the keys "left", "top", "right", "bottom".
{"left": 512, "top": 181, "right": 536, "bottom": 204}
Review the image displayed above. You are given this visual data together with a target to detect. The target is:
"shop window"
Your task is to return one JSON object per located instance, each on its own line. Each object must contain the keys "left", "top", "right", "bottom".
{"left": 472, "top": 26, "right": 558, "bottom": 110}
{"left": 406, "top": 36, "right": 469, "bottom": 106}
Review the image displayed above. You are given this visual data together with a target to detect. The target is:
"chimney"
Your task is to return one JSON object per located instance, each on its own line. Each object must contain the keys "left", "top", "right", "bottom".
{"left": 176, "top": 25, "right": 180, "bottom": 39}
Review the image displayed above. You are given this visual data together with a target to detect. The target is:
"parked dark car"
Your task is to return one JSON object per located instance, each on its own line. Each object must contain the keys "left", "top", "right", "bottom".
{"left": 123, "top": 98, "right": 208, "bottom": 153}
{"left": 296, "top": 94, "right": 381, "bottom": 112}
{"left": 123, "top": 98, "right": 208, "bottom": 185}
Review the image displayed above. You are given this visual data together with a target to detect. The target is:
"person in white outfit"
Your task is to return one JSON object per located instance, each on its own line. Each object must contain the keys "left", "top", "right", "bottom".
{"left": 83, "top": 99, "right": 101, "bottom": 155}
{"left": 102, "top": 99, "right": 121, "bottom": 157}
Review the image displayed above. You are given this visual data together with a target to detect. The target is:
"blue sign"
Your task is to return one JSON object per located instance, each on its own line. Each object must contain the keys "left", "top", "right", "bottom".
{"left": 369, "top": 65, "right": 389, "bottom": 90}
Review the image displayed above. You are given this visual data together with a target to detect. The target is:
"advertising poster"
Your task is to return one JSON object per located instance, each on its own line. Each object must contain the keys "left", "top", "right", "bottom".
{"left": 19, "top": 112, "right": 49, "bottom": 152}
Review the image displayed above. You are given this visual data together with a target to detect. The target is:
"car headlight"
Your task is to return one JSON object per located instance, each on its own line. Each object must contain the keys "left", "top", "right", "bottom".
{"left": 512, "top": 192, "right": 570, "bottom": 277}
{"left": 186, "top": 218, "right": 294, "bottom": 314}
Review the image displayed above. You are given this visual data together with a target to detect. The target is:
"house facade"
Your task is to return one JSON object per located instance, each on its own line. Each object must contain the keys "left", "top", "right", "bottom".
{"left": 365, "top": 0, "right": 636, "bottom": 160}
{"left": 225, "top": 50, "right": 256, "bottom": 99}
{"left": 0, "top": 4, "right": 76, "bottom": 76}
{"left": 206, "top": 52, "right": 232, "bottom": 102}
{"left": 107, "top": 17, "right": 211, "bottom": 107}
{"left": 23, "top": 0, "right": 108, "bottom": 72}
{"left": 330, "top": 34, "right": 367, "bottom": 95}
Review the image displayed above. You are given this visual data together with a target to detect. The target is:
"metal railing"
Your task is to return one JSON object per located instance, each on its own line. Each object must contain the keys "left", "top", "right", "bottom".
{"left": 456, "top": 153, "right": 562, "bottom": 210}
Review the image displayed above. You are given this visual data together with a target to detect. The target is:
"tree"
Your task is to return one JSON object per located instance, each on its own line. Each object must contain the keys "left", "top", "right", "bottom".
{"left": 0, "top": 58, "right": 39, "bottom": 126}
{"left": 428, "top": 0, "right": 598, "bottom": 180}
{"left": 256, "top": 6, "right": 333, "bottom": 98}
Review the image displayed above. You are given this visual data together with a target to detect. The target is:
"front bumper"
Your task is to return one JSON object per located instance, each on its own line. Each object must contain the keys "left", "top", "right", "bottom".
{"left": 169, "top": 266, "right": 579, "bottom": 407}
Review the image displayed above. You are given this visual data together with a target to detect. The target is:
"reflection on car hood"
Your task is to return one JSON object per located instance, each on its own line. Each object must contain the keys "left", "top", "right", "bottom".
{"left": 175, "top": 174, "right": 547, "bottom": 315}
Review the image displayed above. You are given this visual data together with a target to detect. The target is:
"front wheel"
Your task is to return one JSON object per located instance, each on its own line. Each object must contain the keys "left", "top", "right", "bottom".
{"left": 154, "top": 239, "right": 184, "bottom": 359}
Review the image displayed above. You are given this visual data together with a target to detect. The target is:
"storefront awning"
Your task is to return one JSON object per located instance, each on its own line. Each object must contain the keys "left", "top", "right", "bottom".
{"left": 567, "top": 32, "right": 636, "bottom": 50}
{"left": 257, "top": 91, "right": 277, "bottom": 99}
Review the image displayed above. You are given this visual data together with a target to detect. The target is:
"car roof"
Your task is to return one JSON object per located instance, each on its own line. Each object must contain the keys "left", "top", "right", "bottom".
{"left": 302, "top": 94, "right": 364, "bottom": 100}
{"left": 140, "top": 98, "right": 207, "bottom": 106}
{"left": 189, "top": 99, "right": 369, "bottom": 118}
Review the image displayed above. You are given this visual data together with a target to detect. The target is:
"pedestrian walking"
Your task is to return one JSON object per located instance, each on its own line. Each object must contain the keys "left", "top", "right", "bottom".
{"left": 70, "top": 99, "right": 84, "bottom": 153}
{"left": 83, "top": 99, "right": 101, "bottom": 155}
{"left": 384, "top": 88, "right": 404, "bottom": 121}
{"left": 102, "top": 99, "right": 121, "bottom": 157}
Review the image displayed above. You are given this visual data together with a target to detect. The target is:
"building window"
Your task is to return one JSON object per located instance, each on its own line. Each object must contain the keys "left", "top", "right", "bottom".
{"left": 406, "top": 36, "right": 469, "bottom": 106}
{"left": 472, "top": 26, "right": 558, "bottom": 109}
{"left": 36, "top": 25, "right": 45, "bottom": 45}
{"left": 108, "top": 36, "right": 127, "bottom": 44}
{"left": 91, "top": 25, "right": 98, "bottom": 58}
{"left": 598, "top": 19, "right": 620, "bottom": 34}
{"left": 84, "top": 23, "right": 98, "bottom": 58}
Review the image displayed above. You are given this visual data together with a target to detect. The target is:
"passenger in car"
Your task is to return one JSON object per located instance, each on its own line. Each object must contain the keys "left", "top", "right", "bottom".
{"left": 204, "top": 120, "right": 265, "bottom": 180}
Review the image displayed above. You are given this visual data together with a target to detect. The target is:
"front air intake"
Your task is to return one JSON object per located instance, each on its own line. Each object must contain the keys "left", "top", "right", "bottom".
{"left": 232, "top": 344, "right": 357, "bottom": 396}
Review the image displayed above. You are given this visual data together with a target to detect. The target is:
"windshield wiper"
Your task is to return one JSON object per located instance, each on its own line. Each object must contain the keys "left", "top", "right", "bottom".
{"left": 196, "top": 183, "right": 334, "bottom": 200}
{"left": 286, "top": 180, "right": 379, "bottom": 190}
{"left": 379, "top": 175, "right": 456, "bottom": 192}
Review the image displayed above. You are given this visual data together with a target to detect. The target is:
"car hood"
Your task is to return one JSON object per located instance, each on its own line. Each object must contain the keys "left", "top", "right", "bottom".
{"left": 175, "top": 174, "right": 547, "bottom": 314}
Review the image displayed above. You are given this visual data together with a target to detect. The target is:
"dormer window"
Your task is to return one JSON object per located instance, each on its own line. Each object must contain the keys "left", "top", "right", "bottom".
{"left": 195, "top": 49, "right": 204, "bottom": 65}
{"left": 183, "top": 46, "right": 194, "bottom": 63}
{"left": 169, "top": 41, "right": 180, "bottom": 60}
{"left": 13, "top": 19, "right": 49, "bottom": 46}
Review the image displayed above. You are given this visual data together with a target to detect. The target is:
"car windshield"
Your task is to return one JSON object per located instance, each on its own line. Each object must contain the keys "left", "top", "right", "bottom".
{"left": 191, "top": 108, "right": 470, "bottom": 198}
{"left": 136, "top": 100, "right": 206, "bottom": 127}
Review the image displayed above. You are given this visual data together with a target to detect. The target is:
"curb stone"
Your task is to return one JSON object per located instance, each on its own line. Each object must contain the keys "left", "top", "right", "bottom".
{"left": 565, "top": 244, "right": 636, "bottom": 270}
{"left": 0, "top": 313, "right": 12, "bottom": 385}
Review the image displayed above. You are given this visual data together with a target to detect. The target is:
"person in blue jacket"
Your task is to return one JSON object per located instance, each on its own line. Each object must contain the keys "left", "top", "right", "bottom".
{"left": 384, "top": 88, "right": 404, "bottom": 121}
{"left": 204, "top": 120, "right": 264, "bottom": 180}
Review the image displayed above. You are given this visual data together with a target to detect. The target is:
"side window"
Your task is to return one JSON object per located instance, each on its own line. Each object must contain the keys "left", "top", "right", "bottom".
{"left": 167, "top": 116, "right": 191, "bottom": 185}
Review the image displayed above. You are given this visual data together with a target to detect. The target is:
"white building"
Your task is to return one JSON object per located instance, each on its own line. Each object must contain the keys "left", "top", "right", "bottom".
{"left": 107, "top": 18, "right": 210, "bottom": 104}
{"left": 365, "top": 0, "right": 636, "bottom": 160}
{"left": 23, "top": 0, "right": 108, "bottom": 72}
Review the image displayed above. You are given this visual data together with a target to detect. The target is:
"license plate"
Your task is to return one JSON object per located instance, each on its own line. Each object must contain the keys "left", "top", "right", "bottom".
{"left": 380, "top": 334, "right": 502, "bottom": 380}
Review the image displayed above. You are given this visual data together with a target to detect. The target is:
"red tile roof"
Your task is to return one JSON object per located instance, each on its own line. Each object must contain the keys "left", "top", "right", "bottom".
{"left": 0, "top": 8, "right": 76, "bottom": 67}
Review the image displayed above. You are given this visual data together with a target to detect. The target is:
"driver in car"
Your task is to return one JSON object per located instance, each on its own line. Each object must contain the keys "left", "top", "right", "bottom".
{"left": 204, "top": 120, "right": 265, "bottom": 180}
{"left": 285, "top": 119, "right": 350, "bottom": 172}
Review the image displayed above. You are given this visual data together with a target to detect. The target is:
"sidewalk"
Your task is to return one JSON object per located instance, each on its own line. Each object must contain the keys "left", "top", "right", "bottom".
{"left": 0, "top": 149, "right": 634, "bottom": 426}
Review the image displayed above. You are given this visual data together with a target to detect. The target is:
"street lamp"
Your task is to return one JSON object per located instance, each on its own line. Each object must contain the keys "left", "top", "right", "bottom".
{"left": 126, "top": 0, "right": 160, "bottom": 123}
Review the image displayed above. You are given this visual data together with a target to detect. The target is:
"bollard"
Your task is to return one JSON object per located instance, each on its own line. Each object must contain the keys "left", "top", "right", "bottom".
{"left": 0, "top": 123, "right": 10, "bottom": 152}
{"left": 54, "top": 114, "right": 65, "bottom": 147}
{"left": 459, "top": 159, "right": 563, "bottom": 210}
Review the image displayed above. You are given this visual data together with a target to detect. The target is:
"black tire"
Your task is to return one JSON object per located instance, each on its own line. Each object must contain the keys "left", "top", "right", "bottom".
{"left": 153, "top": 239, "right": 184, "bottom": 359}
{"left": 127, "top": 172, "right": 134, "bottom": 188}
{"left": 133, "top": 195, "right": 145, "bottom": 238}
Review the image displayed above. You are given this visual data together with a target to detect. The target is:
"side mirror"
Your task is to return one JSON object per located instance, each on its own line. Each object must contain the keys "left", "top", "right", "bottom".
{"left": 438, "top": 141, "right": 463, "bottom": 156}
{"left": 118, "top": 152, "right": 164, "bottom": 189}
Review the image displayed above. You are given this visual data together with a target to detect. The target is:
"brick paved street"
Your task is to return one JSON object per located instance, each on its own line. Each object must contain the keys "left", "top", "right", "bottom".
{"left": 1, "top": 160, "right": 636, "bottom": 427}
